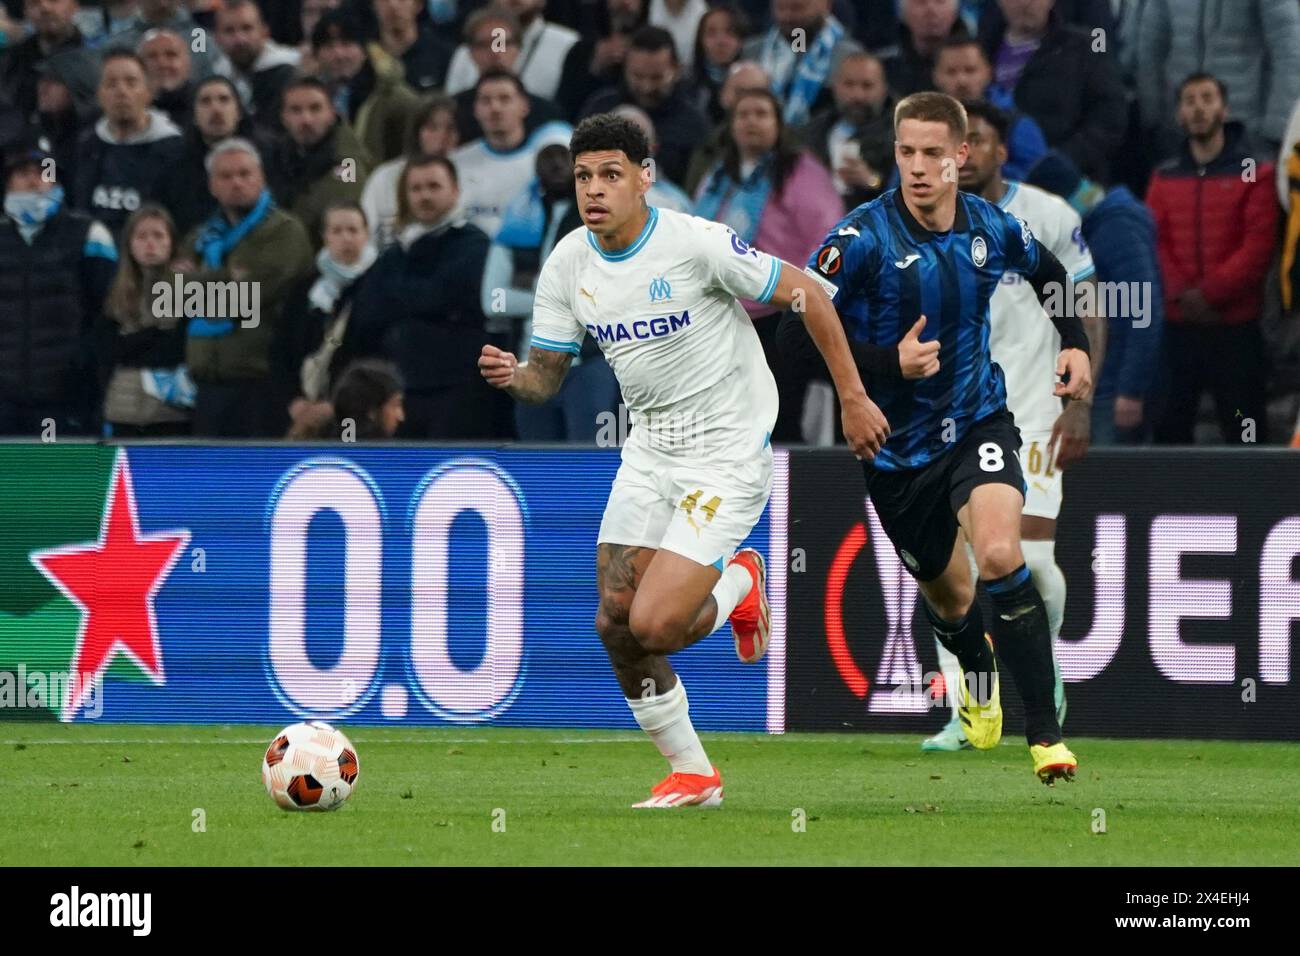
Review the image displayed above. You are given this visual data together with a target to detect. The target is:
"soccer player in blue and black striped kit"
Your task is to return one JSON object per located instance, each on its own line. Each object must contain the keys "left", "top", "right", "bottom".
{"left": 783, "top": 92, "right": 1093, "bottom": 783}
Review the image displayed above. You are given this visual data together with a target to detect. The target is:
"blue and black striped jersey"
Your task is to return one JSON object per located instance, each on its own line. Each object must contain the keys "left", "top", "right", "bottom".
{"left": 807, "top": 188, "right": 1041, "bottom": 471}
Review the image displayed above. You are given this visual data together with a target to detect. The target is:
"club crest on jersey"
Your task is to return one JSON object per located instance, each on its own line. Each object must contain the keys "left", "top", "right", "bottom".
{"left": 816, "top": 245, "right": 842, "bottom": 276}
{"left": 730, "top": 233, "right": 758, "bottom": 257}
{"left": 971, "top": 235, "right": 988, "bottom": 267}
{"left": 648, "top": 274, "right": 672, "bottom": 303}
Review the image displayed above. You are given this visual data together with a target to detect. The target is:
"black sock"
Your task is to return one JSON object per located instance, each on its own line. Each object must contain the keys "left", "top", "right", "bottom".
{"left": 984, "top": 564, "right": 1061, "bottom": 746}
{"left": 922, "top": 598, "right": 995, "bottom": 706}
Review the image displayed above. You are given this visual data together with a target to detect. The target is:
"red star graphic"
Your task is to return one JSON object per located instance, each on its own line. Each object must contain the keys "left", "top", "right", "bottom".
{"left": 30, "top": 451, "right": 189, "bottom": 721}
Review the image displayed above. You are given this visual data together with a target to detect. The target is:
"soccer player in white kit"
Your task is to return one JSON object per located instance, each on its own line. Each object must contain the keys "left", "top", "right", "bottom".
{"left": 923, "top": 101, "right": 1106, "bottom": 751}
{"left": 479, "top": 114, "right": 887, "bottom": 807}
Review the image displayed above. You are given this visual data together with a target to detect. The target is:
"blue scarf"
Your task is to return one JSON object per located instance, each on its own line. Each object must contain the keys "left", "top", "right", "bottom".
{"left": 4, "top": 185, "right": 65, "bottom": 243}
{"left": 692, "top": 154, "right": 774, "bottom": 246}
{"left": 189, "top": 189, "right": 273, "bottom": 338}
{"left": 765, "top": 16, "right": 844, "bottom": 126}
{"left": 495, "top": 178, "right": 546, "bottom": 250}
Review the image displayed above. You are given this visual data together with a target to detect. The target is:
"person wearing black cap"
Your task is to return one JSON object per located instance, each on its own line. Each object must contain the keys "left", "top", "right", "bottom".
{"left": 1027, "top": 150, "right": 1164, "bottom": 445}
{"left": 0, "top": 145, "right": 118, "bottom": 436}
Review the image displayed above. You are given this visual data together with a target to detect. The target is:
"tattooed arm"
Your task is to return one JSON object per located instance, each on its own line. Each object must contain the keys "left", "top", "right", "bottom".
{"left": 478, "top": 344, "right": 574, "bottom": 404}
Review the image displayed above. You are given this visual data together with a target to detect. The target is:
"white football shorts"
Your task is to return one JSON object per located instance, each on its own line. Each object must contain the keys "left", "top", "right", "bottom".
{"left": 597, "top": 437, "right": 773, "bottom": 568}
{"left": 1019, "top": 429, "right": 1064, "bottom": 520}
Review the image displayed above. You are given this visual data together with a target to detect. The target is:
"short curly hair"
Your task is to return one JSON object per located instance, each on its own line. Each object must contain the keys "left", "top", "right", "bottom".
{"left": 569, "top": 113, "right": 650, "bottom": 166}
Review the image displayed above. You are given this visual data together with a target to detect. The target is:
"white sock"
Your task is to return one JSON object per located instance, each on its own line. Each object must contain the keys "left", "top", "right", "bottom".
{"left": 1022, "top": 539, "right": 1066, "bottom": 638}
{"left": 935, "top": 639, "right": 964, "bottom": 722}
{"left": 627, "top": 680, "right": 712, "bottom": 776}
{"left": 709, "top": 561, "right": 753, "bottom": 632}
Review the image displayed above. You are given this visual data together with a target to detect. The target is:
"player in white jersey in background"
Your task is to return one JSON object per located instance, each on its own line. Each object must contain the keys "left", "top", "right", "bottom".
{"left": 480, "top": 114, "right": 887, "bottom": 806}
{"left": 923, "top": 102, "right": 1106, "bottom": 751}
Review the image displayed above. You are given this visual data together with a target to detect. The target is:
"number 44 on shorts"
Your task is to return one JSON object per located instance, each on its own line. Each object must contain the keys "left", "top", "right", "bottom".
{"left": 679, "top": 489, "right": 723, "bottom": 534}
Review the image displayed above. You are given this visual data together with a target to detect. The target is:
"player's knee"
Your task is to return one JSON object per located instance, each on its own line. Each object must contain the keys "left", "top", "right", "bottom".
{"left": 627, "top": 604, "right": 685, "bottom": 655}
{"left": 594, "top": 597, "right": 632, "bottom": 646}
{"left": 926, "top": 582, "right": 974, "bottom": 622}
{"left": 974, "top": 538, "right": 1023, "bottom": 581}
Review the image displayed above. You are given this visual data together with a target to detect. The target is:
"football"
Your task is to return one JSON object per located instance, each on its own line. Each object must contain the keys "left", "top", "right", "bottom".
{"left": 261, "top": 721, "right": 359, "bottom": 812}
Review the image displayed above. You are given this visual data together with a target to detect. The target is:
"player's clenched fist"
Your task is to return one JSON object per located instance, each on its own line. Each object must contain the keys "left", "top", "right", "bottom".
{"left": 1053, "top": 348, "right": 1092, "bottom": 402}
{"left": 841, "top": 392, "right": 891, "bottom": 460}
{"left": 899, "top": 315, "right": 940, "bottom": 379}
{"left": 479, "top": 344, "right": 518, "bottom": 389}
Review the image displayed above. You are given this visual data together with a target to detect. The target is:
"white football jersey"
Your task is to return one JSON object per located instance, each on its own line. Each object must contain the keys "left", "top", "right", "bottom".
{"left": 529, "top": 206, "right": 781, "bottom": 454}
{"left": 988, "top": 181, "right": 1096, "bottom": 434}
{"left": 451, "top": 121, "right": 572, "bottom": 238}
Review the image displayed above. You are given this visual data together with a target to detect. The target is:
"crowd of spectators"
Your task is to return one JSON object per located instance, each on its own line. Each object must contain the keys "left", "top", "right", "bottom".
{"left": 1, "top": 0, "right": 1299, "bottom": 445}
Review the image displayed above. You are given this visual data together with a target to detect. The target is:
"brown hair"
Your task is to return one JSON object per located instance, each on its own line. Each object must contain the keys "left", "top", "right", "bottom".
{"left": 893, "top": 90, "right": 967, "bottom": 141}
{"left": 106, "top": 204, "right": 179, "bottom": 333}
{"left": 721, "top": 88, "right": 800, "bottom": 198}
{"left": 405, "top": 93, "right": 458, "bottom": 156}
{"left": 394, "top": 154, "right": 457, "bottom": 229}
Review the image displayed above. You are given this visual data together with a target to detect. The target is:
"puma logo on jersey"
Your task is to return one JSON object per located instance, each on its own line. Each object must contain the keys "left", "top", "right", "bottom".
{"left": 579, "top": 287, "right": 597, "bottom": 303}
{"left": 893, "top": 253, "right": 922, "bottom": 269}
{"left": 837, "top": 226, "right": 860, "bottom": 237}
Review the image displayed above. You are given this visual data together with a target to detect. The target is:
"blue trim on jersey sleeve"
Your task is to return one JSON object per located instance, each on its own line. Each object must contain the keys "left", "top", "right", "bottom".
{"left": 755, "top": 257, "right": 781, "bottom": 303}
{"left": 84, "top": 239, "right": 118, "bottom": 261}
{"left": 1072, "top": 263, "right": 1096, "bottom": 282}
{"left": 529, "top": 335, "right": 581, "bottom": 355}
{"left": 711, "top": 556, "right": 725, "bottom": 572}
{"left": 587, "top": 206, "right": 659, "bottom": 261}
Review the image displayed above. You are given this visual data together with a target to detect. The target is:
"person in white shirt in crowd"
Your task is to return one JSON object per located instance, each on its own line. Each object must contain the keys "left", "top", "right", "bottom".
{"left": 444, "top": 0, "right": 578, "bottom": 101}
{"left": 451, "top": 68, "right": 571, "bottom": 238}
{"left": 647, "top": 0, "right": 707, "bottom": 71}
{"left": 362, "top": 93, "right": 461, "bottom": 252}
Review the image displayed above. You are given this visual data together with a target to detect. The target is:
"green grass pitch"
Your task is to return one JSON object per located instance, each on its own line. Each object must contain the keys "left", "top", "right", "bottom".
{"left": 1, "top": 724, "right": 1296, "bottom": 866}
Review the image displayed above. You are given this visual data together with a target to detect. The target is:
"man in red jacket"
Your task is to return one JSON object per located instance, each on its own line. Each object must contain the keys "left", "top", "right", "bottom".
{"left": 1147, "top": 72, "right": 1278, "bottom": 444}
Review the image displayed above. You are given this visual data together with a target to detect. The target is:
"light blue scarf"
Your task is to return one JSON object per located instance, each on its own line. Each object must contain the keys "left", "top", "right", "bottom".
{"left": 189, "top": 189, "right": 274, "bottom": 338}
{"left": 495, "top": 178, "right": 546, "bottom": 250}
{"left": 4, "top": 185, "right": 65, "bottom": 243}
{"left": 692, "top": 154, "right": 774, "bottom": 246}
{"left": 765, "top": 16, "right": 844, "bottom": 126}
